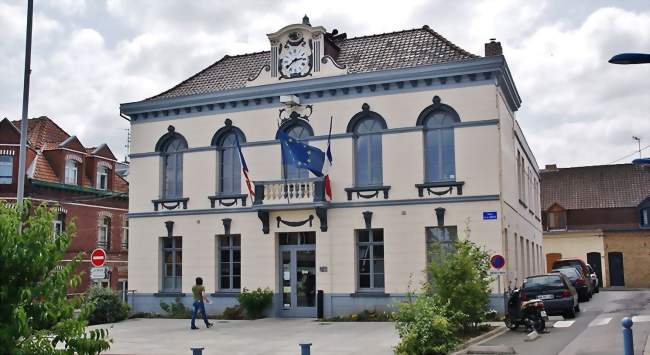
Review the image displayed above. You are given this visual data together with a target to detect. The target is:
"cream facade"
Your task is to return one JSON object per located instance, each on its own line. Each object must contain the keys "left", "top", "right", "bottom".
{"left": 121, "top": 20, "right": 542, "bottom": 317}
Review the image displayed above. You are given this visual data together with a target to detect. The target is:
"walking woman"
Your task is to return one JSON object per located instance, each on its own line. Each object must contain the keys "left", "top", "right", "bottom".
{"left": 191, "top": 277, "right": 214, "bottom": 330}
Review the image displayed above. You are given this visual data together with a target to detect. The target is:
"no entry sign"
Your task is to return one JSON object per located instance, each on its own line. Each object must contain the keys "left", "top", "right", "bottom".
{"left": 490, "top": 254, "right": 506, "bottom": 269}
{"left": 90, "top": 248, "right": 107, "bottom": 267}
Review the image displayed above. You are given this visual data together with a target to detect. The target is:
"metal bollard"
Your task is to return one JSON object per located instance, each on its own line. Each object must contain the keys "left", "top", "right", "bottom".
{"left": 299, "top": 343, "right": 312, "bottom": 355}
{"left": 190, "top": 347, "right": 204, "bottom": 355}
{"left": 622, "top": 317, "right": 634, "bottom": 355}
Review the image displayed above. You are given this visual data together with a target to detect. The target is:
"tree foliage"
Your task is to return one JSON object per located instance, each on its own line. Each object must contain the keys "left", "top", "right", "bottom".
{"left": 0, "top": 202, "right": 110, "bottom": 354}
{"left": 425, "top": 239, "right": 492, "bottom": 330}
{"left": 86, "top": 287, "right": 129, "bottom": 325}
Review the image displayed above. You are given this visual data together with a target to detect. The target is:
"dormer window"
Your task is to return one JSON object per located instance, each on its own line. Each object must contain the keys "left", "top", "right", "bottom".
{"left": 97, "top": 166, "right": 108, "bottom": 190}
{"left": 546, "top": 203, "right": 567, "bottom": 231}
{"left": 64, "top": 160, "right": 78, "bottom": 185}
{"left": 641, "top": 208, "right": 649, "bottom": 227}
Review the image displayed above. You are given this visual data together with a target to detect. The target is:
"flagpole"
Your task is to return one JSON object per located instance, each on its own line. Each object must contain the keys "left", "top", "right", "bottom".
{"left": 17, "top": 0, "right": 34, "bottom": 205}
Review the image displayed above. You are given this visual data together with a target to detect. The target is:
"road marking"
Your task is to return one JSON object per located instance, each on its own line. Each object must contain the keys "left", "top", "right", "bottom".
{"left": 553, "top": 320, "right": 575, "bottom": 328}
{"left": 588, "top": 317, "right": 612, "bottom": 327}
{"left": 632, "top": 315, "right": 650, "bottom": 323}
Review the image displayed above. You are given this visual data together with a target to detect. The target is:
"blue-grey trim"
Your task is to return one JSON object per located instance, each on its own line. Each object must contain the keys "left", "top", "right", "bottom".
{"left": 514, "top": 129, "right": 540, "bottom": 179}
{"left": 129, "top": 119, "right": 499, "bottom": 159}
{"left": 121, "top": 56, "right": 521, "bottom": 122}
{"left": 153, "top": 292, "right": 186, "bottom": 297}
{"left": 210, "top": 292, "right": 241, "bottom": 297}
{"left": 127, "top": 194, "right": 500, "bottom": 218}
{"left": 349, "top": 292, "right": 391, "bottom": 298}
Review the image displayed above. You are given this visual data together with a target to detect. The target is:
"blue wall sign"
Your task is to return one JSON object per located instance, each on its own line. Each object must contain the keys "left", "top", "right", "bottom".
{"left": 483, "top": 211, "right": 498, "bottom": 220}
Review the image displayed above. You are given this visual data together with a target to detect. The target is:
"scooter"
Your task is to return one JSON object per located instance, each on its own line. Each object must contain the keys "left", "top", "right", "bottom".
{"left": 504, "top": 288, "right": 548, "bottom": 332}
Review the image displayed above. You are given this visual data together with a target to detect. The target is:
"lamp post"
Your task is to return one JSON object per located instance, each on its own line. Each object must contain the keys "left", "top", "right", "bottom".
{"left": 16, "top": 0, "right": 34, "bottom": 204}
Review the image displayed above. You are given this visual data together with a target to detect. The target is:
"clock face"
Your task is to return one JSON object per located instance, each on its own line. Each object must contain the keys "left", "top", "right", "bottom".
{"left": 278, "top": 32, "right": 313, "bottom": 79}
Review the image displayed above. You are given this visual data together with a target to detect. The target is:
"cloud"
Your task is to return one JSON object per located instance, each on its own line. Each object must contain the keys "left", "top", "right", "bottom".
{"left": 0, "top": 0, "right": 648, "bottom": 167}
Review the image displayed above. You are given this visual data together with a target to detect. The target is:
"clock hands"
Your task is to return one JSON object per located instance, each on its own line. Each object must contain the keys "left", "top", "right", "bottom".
{"left": 285, "top": 57, "right": 305, "bottom": 69}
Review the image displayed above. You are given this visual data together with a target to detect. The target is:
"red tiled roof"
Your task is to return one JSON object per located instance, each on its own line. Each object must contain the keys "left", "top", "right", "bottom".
{"left": 540, "top": 164, "right": 650, "bottom": 210}
{"left": 9, "top": 116, "right": 129, "bottom": 194}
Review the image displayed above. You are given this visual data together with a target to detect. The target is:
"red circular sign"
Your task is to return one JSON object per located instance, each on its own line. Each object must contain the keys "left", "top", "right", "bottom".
{"left": 90, "top": 248, "right": 107, "bottom": 267}
{"left": 490, "top": 254, "right": 506, "bottom": 269}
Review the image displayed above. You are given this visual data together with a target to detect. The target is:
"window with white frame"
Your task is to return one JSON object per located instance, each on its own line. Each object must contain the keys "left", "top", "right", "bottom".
{"left": 0, "top": 155, "right": 13, "bottom": 184}
{"left": 357, "top": 229, "right": 384, "bottom": 291}
{"left": 64, "top": 159, "right": 78, "bottom": 185}
{"left": 52, "top": 213, "right": 64, "bottom": 236}
{"left": 97, "top": 217, "right": 110, "bottom": 249}
{"left": 426, "top": 226, "right": 458, "bottom": 266}
{"left": 121, "top": 218, "right": 129, "bottom": 249}
{"left": 97, "top": 166, "right": 108, "bottom": 190}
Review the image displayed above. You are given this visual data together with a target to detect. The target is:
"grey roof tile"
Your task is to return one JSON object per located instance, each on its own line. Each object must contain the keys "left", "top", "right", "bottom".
{"left": 148, "top": 26, "right": 478, "bottom": 101}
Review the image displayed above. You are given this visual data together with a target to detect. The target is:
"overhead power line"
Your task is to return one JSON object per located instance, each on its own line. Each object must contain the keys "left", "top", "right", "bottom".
{"left": 608, "top": 144, "right": 650, "bottom": 164}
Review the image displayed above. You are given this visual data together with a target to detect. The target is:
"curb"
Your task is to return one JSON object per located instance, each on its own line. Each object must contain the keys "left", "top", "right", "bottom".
{"left": 451, "top": 325, "right": 508, "bottom": 355}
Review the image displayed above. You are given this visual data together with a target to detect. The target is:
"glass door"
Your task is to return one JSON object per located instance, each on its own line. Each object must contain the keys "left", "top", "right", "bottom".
{"left": 278, "top": 232, "right": 316, "bottom": 317}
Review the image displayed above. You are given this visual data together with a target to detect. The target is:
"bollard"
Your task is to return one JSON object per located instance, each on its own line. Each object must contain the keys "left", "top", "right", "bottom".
{"left": 190, "top": 347, "right": 204, "bottom": 355}
{"left": 622, "top": 317, "right": 634, "bottom": 355}
{"left": 299, "top": 343, "right": 312, "bottom": 355}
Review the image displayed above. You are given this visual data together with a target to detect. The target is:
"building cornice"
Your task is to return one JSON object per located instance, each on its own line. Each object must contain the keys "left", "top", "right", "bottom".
{"left": 120, "top": 56, "right": 521, "bottom": 123}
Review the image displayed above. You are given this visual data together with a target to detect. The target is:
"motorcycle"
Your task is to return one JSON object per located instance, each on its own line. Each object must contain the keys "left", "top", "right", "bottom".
{"left": 504, "top": 288, "right": 548, "bottom": 332}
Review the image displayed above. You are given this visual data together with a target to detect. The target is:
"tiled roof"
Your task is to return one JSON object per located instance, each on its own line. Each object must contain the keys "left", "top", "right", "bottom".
{"left": 149, "top": 26, "right": 478, "bottom": 100}
{"left": 8, "top": 116, "right": 129, "bottom": 194}
{"left": 540, "top": 164, "right": 650, "bottom": 210}
{"left": 13, "top": 116, "right": 70, "bottom": 149}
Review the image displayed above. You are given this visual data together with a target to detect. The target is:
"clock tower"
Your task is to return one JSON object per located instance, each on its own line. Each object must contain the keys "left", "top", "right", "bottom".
{"left": 247, "top": 15, "right": 347, "bottom": 86}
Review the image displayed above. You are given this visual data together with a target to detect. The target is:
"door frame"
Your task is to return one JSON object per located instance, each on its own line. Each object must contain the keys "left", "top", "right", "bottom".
{"left": 278, "top": 244, "right": 316, "bottom": 317}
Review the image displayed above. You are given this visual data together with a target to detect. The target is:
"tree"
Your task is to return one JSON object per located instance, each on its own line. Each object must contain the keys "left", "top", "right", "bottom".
{"left": 0, "top": 202, "right": 110, "bottom": 354}
{"left": 425, "top": 239, "right": 492, "bottom": 331}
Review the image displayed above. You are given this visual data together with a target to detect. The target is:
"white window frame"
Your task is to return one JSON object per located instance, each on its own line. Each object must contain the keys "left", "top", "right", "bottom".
{"left": 97, "top": 166, "right": 108, "bottom": 190}
{"left": 121, "top": 218, "right": 129, "bottom": 249}
{"left": 64, "top": 160, "right": 78, "bottom": 185}
{"left": 0, "top": 155, "right": 13, "bottom": 184}
{"left": 98, "top": 217, "right": 110, "bottom": 249}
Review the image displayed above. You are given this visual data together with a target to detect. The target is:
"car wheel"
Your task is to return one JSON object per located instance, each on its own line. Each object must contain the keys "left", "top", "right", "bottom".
{"left": 528, "top": 315, "right": 545, "bottom": 332}
{"left": 575, "top": 304, "right": 580, "bottom": 313}
{"left": 594, "top": 286, "right": 599, "bottom": 294}
{"left": 563, "top": 308, "right": 576, "bottom": 319}
{"left": 504, "top": 316, "right": 518, "bottom": 330}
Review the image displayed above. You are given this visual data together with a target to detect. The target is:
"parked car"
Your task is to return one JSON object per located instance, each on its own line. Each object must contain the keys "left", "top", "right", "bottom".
{"left": 552, "top": 258, "right": 594, "bottom": 297}
{"left": 586, "top": 264, "right": 599, "bottom": 293}
{"left": 521, "top": 273, "right": 579, "bottom": 319}
{"left": 552, "top": 267, "right": 592, "bottom": 302}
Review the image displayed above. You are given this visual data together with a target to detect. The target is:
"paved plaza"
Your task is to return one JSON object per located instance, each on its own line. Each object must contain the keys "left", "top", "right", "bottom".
{"left": 90, "top": 318, "right": 399, "bottom": 355}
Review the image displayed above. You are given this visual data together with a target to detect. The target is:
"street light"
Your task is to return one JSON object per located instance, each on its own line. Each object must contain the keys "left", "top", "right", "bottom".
{"left": 608, "top": 53, "right": 650, "bottom": 65}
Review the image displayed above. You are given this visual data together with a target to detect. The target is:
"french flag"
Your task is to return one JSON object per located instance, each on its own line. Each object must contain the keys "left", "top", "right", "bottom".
{"left": 235, "top": 135, "right": 255, "bottom": 198}
{"left": 323, "top": 116, "right": 333, "bottom": 201}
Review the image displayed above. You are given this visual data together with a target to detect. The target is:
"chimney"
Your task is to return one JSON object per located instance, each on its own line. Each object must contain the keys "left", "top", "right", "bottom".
{"left": 485, "top": 38, "right": 502, "bottom": 57}
{"left": 544, "top": 164, "right": 558, "bottom": 171}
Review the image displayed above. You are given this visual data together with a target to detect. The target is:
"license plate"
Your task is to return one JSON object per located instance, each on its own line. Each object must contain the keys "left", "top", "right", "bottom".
{"left": 541, "top": 311, "right": 547, "bottom": 317}
{"left": 538, "top": 294, "right": 554, "bottom": 300}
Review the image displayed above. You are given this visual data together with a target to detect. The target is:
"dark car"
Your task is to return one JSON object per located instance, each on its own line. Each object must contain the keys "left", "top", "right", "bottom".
{"left": 521, "top": 273, "right": 579, "bottom": 319}
{"left": 552, "top": 267, "right": 592, "bottom": 302}
{"left": 552, "top": 258, "right": 590, "bottom": 279}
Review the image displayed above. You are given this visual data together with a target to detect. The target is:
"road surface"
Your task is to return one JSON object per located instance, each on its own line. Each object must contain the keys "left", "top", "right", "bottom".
{"left": 484, "top": 290, "right": 650, "bottom": 354}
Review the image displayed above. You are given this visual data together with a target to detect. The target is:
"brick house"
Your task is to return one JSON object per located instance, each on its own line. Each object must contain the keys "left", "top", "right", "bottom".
{"left": 0, "top": 116, "right": 129, "bottom": 296}
{"left": 541, "top": 163, "right": 650, "bottom": 288}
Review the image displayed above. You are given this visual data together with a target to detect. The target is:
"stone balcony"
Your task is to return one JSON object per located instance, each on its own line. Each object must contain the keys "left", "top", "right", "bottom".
{"left": 252, "top": 177, "right": 326, "bottom": 207}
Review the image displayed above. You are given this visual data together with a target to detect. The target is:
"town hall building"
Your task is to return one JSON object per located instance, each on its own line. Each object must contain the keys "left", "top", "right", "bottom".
{"left": 120, "top": 17, "right": 542, "bottom": 317}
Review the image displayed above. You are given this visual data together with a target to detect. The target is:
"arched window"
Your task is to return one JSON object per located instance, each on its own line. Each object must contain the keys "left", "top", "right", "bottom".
{"left": 96, "top": 166, "right": 109, "bottom": 190}
{"left": 98, "top": 216, "right": 110, "bottom": 250}
{"left": 156, "top": 128, "right": 188, "bottom": 199}
{"left": 348, "top": 104, "right": 387, "bottom": 187}
{"left": 418, "top": 96, "right": 460, "bottom": 182}
{"left": 214, "top": 129, "right": 245, "bottom": 195}
{"left": 277, "top": 120, "right": 313, "bottom": 179}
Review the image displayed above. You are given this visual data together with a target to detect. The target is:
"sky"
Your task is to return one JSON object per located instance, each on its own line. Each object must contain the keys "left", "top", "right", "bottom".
{"left": 1, "top": 0, "right": 649, "bottom": 167}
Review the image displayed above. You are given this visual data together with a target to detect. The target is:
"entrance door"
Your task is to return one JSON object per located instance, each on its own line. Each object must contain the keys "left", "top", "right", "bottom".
{"left": 608, "top": 252, "right": 625, "bottom": 287}
{"left": 279, "top": 232, "right": 316, "bottom": 317}
{"left": 587, "top": 252, "right": 603, "bottom": 287}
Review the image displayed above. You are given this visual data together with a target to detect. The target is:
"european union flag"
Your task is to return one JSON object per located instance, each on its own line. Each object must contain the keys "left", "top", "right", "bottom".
{"left": 278, "top": 131, "right": 325, "bottom": 177}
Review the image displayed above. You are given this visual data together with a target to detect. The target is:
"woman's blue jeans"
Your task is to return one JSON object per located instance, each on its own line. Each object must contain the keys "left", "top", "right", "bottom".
{"left": 191, "top": 300, "right": 209, "bottom": 327}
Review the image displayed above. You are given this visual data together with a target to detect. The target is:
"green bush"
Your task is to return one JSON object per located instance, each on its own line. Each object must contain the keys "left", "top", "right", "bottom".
{"left": 236, "top": 287, "right": 273, "bottom": 319}
{"left": 86, "top": 287, "right": 130, "bottom": 325}
{"left": 394, "top": 295, "right": 464, "bottom": 355}
{"left": 426, "top": 240, "right": 491, "bottom": 330}
{"left": 159, "top": 298, "right": 191, "bottom": 318}
{"left": 220, "top": 305, "right": 244, "bottom": 320}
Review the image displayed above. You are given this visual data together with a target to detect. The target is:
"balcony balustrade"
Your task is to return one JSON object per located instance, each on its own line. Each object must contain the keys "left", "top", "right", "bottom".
{"left": 253, "top": 177, "right": 326, "bottom": 206}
